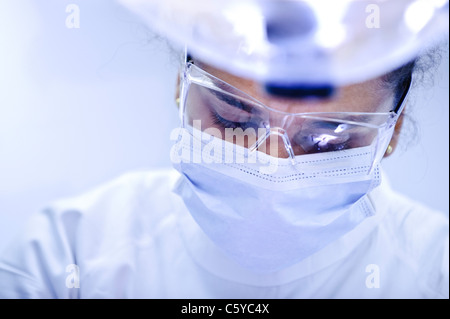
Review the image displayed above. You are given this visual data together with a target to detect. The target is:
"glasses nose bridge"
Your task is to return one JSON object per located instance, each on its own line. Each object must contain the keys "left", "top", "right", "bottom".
{"left": 271, "top": 112, "right": 298, "bottom": 158}
{"left": 252, "top": 123, "right": 296, "bottom": 161}
{"left": 270, "top": 126, "right": 296, "bottom": 160}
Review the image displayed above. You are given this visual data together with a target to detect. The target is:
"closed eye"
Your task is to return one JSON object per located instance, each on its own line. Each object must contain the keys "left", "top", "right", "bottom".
{"left": 209, "top": 89, "right": 260, "bottom": 114}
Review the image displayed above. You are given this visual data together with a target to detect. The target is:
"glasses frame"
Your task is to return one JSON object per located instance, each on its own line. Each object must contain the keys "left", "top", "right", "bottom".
{"left": 179, "top": 52, "right": 413, "bottom": 166}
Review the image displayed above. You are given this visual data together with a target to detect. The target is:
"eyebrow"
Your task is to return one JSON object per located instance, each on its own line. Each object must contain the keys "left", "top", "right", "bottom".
{"left": 208, "top": 89, "right": 257, "bottom": 114}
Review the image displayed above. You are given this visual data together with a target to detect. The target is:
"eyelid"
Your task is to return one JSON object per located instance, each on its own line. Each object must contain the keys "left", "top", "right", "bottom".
{"left": 189, "top": 63, "right": 264, "bottom": 113}
{"left": 209, "top": 88, "right": 262, "bottom": 115}
{"left": 201, "top": 94, "right": 251, "bottom": 124}
{"left": 203, "top": 89, "right": 264, "bottom": 123}
{"left": 302, "top": 121, "right": 369, "bottom": 137}
{"left": 307, "top": 121, "right": 342, "bottom": 130}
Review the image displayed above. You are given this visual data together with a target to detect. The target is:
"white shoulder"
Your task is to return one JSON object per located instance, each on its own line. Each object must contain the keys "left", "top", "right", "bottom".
{"left": 0, "top": 168, "right": 183, "bottom": 298}
{"left": 50, "top": 168, "right": 182, "bottom": 213}
{"left": 370, "top": 173, "right": 449, "bottom": 297}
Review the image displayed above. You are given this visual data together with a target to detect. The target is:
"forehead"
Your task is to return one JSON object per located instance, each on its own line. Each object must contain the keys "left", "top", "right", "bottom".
{"left": 194, "top": 59, "right": 394, "bottom": 114}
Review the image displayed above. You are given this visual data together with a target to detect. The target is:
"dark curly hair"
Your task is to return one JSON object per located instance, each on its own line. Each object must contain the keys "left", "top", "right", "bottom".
{"left": 381, "top": 44, "right": 446, "bottom": 148}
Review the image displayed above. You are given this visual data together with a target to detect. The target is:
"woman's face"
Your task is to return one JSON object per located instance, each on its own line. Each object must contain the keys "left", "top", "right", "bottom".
{"left": 182, "top": 59, "right": 402, "bottom": 158}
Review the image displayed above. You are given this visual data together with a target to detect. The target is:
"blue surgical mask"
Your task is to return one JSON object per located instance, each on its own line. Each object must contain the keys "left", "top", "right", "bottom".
{"left": 172, "top": 126, "right": 383, "bottom": 273}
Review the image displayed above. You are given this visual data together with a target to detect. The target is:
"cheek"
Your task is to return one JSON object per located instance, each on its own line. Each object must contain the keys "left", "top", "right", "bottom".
{"left": 185, "top": 85, "right": 213, "bottom": 127}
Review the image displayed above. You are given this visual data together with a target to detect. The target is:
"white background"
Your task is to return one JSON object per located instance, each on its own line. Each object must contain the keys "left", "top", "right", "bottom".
{"left": 0, "top": 0, "right": 448, "bottom": 254}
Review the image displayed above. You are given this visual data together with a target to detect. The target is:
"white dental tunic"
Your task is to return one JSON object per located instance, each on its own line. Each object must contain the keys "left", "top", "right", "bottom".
{"left": 0, "top": 169, "right": 448, "bottom": 298}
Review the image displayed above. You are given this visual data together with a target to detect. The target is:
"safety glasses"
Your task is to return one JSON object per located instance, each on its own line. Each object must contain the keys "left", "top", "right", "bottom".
{"left": 178, "top": 59, "right": 411, "bottom": 172}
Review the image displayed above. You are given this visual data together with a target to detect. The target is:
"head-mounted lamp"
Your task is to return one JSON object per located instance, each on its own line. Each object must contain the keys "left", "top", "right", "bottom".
{"left": 120, "top": 0, "right": 448, "bottom": 93}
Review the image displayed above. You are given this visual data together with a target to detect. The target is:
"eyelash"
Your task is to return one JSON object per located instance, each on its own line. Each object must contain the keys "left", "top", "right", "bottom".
{"left": 211, "top": 112, "right": 239, "bottom": 130}
{"left": 210, "top": 110, "right": 256, "bottom": 131}
{"left": 311, "top": 139, "right": 350, "bottom": 152}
